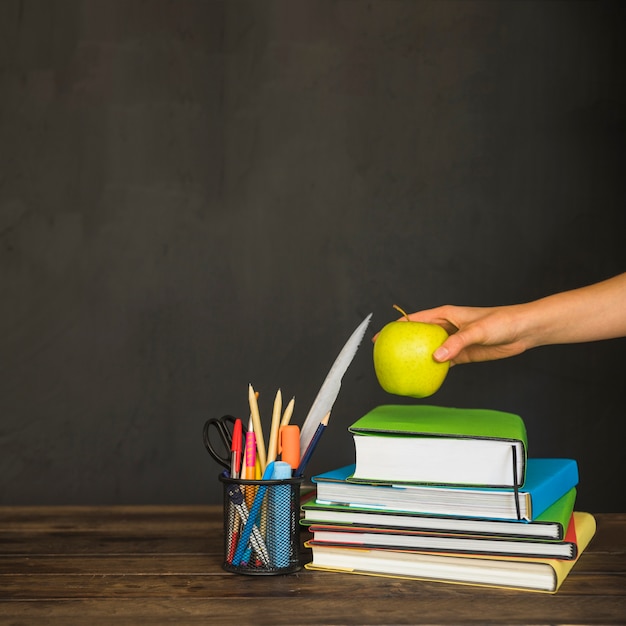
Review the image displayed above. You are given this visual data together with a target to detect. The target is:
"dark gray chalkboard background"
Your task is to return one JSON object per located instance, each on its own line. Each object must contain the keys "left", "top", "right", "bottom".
{"left": 1, "top": 1, "right": 625, "bottom": 509}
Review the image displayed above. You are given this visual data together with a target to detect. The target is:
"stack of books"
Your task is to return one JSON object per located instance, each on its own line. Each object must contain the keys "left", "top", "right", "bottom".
{"left": 302, "top": 404, "right": 596, "bottom": 593}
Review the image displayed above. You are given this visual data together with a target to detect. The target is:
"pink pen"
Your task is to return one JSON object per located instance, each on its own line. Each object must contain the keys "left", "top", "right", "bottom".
{"left": 243, "top": 416, "right": 257, "bottom": 510}
{"left": 244, "top": 416, "right": 256, "bottom": 480}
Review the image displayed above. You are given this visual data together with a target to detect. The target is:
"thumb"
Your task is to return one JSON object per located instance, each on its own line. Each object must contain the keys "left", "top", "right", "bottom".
{"left": 432, "top": 332, "right": 471, "bottom": 363}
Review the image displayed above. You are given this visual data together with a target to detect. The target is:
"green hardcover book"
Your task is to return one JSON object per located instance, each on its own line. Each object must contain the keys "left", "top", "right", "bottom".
{"left": 348, "top": 405, "right": 528, "bottom": 487}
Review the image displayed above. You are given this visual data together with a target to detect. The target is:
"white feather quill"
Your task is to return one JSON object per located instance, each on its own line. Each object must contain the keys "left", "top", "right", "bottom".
{"left": 299, "top": 313, "right": 373, "bottom": 456}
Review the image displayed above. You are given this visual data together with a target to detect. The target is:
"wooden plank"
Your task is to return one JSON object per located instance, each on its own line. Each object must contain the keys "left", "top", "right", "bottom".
{"left": 0, "top": 554, "right": 225, "bottom": 576}
{"left": 0, "top": 595, "right": 625, "bottom": 625}
{"left": 0, "top": 535, "right": 217, "bottom": 555}
{"left": 0, "top": 551, "right": 624, "bottom": 586}
{"left": 0, "top": 534, "right": 311, "bottom": 557}
{"left": 0, "top": 505, "right": 220, "bottom": 533}
{"left": 0, "top": 505, "right": 312, "bottom": 556}
{"left": 1, "top": 567, "right": 625, "bottom": 599}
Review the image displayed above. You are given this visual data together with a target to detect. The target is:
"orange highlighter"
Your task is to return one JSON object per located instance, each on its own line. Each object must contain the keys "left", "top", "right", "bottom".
{"left": 278, "top": 425, "right": 300, "bottom": 471}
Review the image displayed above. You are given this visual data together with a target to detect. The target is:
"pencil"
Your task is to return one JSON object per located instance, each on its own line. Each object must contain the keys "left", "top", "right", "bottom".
{"left": 266, "top": 389, "right": 282, "bottom": 466}
{"left": 248, "top": 384, "right": 267, "bottom": 472}
{"left": 280, "top": 396, "right": 295, "bottom": 428}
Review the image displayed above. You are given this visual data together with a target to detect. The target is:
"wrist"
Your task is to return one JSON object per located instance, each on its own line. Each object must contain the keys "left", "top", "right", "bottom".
{"left": 508, "top": 301, "right": 548, "bottom": 351}
{"left": 519, "top": 290, "right": 585, "bottom": 348}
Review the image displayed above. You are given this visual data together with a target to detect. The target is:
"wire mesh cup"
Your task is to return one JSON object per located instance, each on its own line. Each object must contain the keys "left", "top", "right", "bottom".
{"left": 219, "top": 471, "right": 303, "bottom": 575}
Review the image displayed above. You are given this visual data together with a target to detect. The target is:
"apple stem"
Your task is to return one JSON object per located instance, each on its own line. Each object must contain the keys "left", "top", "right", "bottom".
{"left": 393, "top": 304, "right": 410, "bottom": 322}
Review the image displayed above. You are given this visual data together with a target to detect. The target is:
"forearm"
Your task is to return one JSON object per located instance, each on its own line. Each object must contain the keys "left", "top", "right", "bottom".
{"left": 521, "top": 273, "right": 626, "bottom": 348}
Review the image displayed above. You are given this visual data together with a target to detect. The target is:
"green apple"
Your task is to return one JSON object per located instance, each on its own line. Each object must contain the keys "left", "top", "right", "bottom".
{"left": 373, "top": 307, "right": 450, "bottom": 398}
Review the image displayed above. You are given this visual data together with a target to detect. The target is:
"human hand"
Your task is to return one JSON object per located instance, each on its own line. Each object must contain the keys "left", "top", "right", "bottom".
{"left": 393, "top": 304, "right": 531, "bottom": 366}
{"left": 373, "top": 274, "right": 626, "bottom": 366}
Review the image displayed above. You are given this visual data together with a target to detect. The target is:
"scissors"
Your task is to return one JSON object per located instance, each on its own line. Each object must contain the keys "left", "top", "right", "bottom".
{"left": 203, "top": 415, "right": 237, "bottom": 470}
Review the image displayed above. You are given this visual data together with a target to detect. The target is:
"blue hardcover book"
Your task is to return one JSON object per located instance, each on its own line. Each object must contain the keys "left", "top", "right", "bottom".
{"left": 311, "top": 459, "right": 578, "bottom": 522}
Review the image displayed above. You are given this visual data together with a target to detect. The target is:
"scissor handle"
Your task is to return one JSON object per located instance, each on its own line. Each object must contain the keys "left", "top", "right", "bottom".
{"left": 202, "top": 415, "right": 237, "bottom": 470}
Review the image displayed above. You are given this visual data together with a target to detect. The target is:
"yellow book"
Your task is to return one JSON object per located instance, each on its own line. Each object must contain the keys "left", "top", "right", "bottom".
{"left": 304, "top": 511, "right": 596, "bottom": 593}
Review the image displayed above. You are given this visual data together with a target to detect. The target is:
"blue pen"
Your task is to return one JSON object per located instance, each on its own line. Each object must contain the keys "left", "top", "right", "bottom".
{"left": 294, "top": 413, "right": 330, "bottom": 478}
{"left": 233, "top": 462, "right": 275, "bottom": 566}
{"left": 268, "top": 461, "right": 292, "bottom": 568}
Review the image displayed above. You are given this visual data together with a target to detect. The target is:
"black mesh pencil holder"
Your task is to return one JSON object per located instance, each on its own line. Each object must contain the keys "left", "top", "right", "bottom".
{"left": 218, "top": 474, "right": 303, "bottom": 575}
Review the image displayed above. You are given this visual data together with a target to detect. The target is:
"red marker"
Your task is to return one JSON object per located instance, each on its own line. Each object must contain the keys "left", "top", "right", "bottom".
{"left": 230, "top": 418, "right": 243, "bottom": 479}
{"left": 227, "top": 419, "right": 243, "bottom": 563}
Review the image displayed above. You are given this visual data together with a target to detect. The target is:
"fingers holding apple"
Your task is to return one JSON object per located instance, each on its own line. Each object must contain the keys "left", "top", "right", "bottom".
{"left": 373, "top": 306, "right": 450, "bottom": 398}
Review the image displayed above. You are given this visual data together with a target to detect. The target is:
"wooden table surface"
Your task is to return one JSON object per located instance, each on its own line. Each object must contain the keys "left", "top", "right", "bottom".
{"left": 0, "top": 506, "right": 624, "bottom": 625}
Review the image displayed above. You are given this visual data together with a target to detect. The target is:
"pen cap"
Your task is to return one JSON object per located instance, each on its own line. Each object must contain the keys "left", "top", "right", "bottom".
{"left": 278, "top": 425, "right": 300, "bottom": 470}
{"left": 270, "top": 461, "right": 292, "bottom": 480}
{"left": 231, "top": 419, "right": 243, "bottom": 452}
